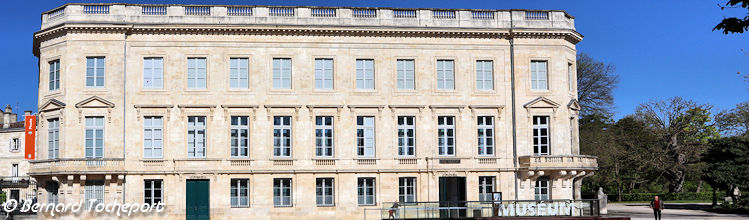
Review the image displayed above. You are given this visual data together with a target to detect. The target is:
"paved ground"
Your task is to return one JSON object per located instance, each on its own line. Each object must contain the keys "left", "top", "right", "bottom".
{"left": 606, "top": 203, "right": 749, "bottom": 220}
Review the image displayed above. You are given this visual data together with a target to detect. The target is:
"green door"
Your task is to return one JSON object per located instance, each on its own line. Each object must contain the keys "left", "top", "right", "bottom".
{"left": 186, "top": 179, "right": 210, "bottom": 220}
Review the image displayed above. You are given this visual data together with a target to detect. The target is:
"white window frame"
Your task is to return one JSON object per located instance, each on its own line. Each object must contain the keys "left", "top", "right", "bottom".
{"left": 479, "top": 176, "right": 495, "bottom": 201}
{"left": 84, "top": 180, "right": 104, "bottom": 208}
{"left": 357, "top": 177, "right": 376, "bottom": 206}
{"left": 187, "top": 57, "right": 207, "bottom": 89}
{"left": 316, "top": 178, "right": 335, "bottom": 206}
{"left": 396, "top": 59, "right": 415, "bottom": 90}
{"left": 314, "top": 58, "right": 334, "bottom": 90}
{"left": 46, "top": 181, "right": 59, "bottom": 204}
{"left": 437, "top": 116, "right": 455, "bottom": 156}
{"left": 272, "top": 58, "right": 292, "bottom": 89}
{"left": 229, "top": 58, "right": 249, "bottom": 89}
{"left": 187, "top": 116, "right": 206, "bottom": 158}
{"left": 477, "top": 116, "right": 494, "bottom": 156}
{"left": 399, "top": 177, "right": 416, "bottom": 203}
{"left": 86, "top": 57, "right": 105, "bottom": 88}
{"left": 49, "top": 60, "right": 60, "bottom": 91}
{"left": 531, "top": 60, "right": 548, "bottom": 90}
{"left": 144, "top": 179, "right": 163, "bottom": 205}
{"left": 356, "top": 116, "right": 375, "bottom": 157}
{"left": 273, "top": 116, "right": 292, "bottom": 157}
{"left": 11, "top": 164, "right": 18, "bottom": 177}
{"left": 533, "top": 116, "right": 550, "bottom": 156}
{"left": 534, "top": 176, "right": 550, "bottom": 200}
{"left": 231, "top": 178, "right": 250, "bottom": 208}
{"left": 143, "top": 116, "right": 163, "bottom": 158}
{"left": 48, "top": 118, "right": 59, "bottom": 159}
{"left": 274, "top": 178, "right": 293, "bottom": 207}
{"left": 436, "top": 60, "right": 454, "bottom": 90}
{"left": 10, "top": 138, "right": 19, "bottom": 152}
{"left": 355, "top": 59, "right": 375, "bottom": 90}
{"left": 476, "top": 60, "right": 493, "bottom": 90}
{"left": 397, "top": 116, "right": 415, "bottom": 157}
{"left": 143, "top": 57, "right": 163, "bottom": 89}
{"left": 315, "top": 116, "right": 334, "bottom": 157}
{"left": 85, "top": 116, "right": 104, "bottom": 158}
{"left": 230, "top": 116, "right": 250, "bottom": 158}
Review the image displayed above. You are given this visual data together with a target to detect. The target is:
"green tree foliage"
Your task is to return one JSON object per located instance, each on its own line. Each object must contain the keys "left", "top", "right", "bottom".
{"left": 702, "top": 137, "right": 749, "bottom": 204}
{"left": 714, "top": 0, "right": 749, "bottom": 34}
{"left": 576, "top": 53, "right": 619, "bottom": 117}
{"left": 715, "top": 101, "right": 749, "bottom": 137}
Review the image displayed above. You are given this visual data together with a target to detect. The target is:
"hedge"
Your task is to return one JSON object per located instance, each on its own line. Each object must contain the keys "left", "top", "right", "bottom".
{"left": 608, "top": 192, "right": 713, "bottom": 201}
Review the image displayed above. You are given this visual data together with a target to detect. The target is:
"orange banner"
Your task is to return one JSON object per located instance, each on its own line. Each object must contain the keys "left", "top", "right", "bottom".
{"left": 24, "top": 115, "right": 35, "bottom": 160}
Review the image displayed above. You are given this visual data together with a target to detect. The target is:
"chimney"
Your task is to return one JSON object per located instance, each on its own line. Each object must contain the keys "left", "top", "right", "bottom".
{"left": 2, "top": 105, "right": 10, "bottom": 129}
{"left": 24, "top": 111, "right": 32, "bottom": 116}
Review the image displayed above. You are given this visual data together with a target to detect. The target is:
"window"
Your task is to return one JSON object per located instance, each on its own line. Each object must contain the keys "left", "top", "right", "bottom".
{"left": 273, "top": 178, "right": 292, "bottom": 207}
{"left": 144, "top": 179, "right": 163, "bottom": 205}
{"left": 9, "top": 138, "right": 19, "bottom": 152}
{"left": 476, "top": 60, "right": 493, "bottom": 90}
{"left": 315, "top": 116, "right": 334, "bottom": 157}
{"left": 356, "top": 116, "right": 375, "bottom": 157}
{"left": 568, "top": 63, "right": 574, "bottom": 92}
{"left": 357, "top": 177, "right": 376, "bottom": 205}
{"left": 84, "top": 180, "right": 104, "bottom": 208}
{"left": 48, "top": 119, "right": 59, "bottom": 159}
{"left": 49, "top": 60, "right": 60, "bottom": 91}
{"left": 479, "top": 176, "right": 495, "bottom": 201}
{"left": 396, "top": 59, "right": 415, "bottom": 90}
{"left": 436, "top": 60, "right": 454, "bottom": 90}
{"left": 272, "top": 58, "right": 292, "bottom": 89}
{"left": 399, "top": 177, "right": 416, "bottom": 203}
{"left": 86, "top": 57, "right": 105, "bottom": 88}
{"left": 143, "top": 116, "right": 163, "bottom": 158}
{"left": 533, "top": 116, "right": 550, "bottom": 155}
{"left": 477, "top": 116, "right": 494, "bottom": 156}
{"left": 11, "top": 164, "right": 18, "bottom": 177}
{"left": 355, "top": 59, "right": 374, "bottom": 89}
{"left": 187, "top": 116, "right": 206, "bottom": 158}
{"left": 534, "top": 176, "right": 550, "bottom": 200}
{"left": 231, "top": 116, "right": 250, "bottom": 157}
{"left": 231, "top": 179, "right": 250, "bottom": 208}
{"left": 273, "top": 116, "right": 292, "bottom": 157}
{"left": 230, "top": 58, "right": 249, "bottom": 89}
{"left": 316, "top": 178, "right": 334, "bottom": 206}
{"left": 187, "top": 58, "right": 207, "bottom": 89}
{"left": 437, "top": 116, "right": 455, "bottom": 156}
{"left": 85, "top": 116, "right": 104, "bottom": 158}
{"left": 397, "top": 116, "right": 415, "bottom": 156}
{"left": 143, "top": 57, "right": 163, "bottom": 89}
{"left": 46, "top": 181, "right": 59, "bottom": 204}
{"left": 531, "top": 60, "right": 548, "bottom": 90}
{"left": 315, "top": 58, "right": 334, "bottom": 90}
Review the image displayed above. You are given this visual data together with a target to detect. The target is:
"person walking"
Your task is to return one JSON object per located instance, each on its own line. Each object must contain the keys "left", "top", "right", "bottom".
{"left": 649, "top": 195, "right": 664, "bottom": 220}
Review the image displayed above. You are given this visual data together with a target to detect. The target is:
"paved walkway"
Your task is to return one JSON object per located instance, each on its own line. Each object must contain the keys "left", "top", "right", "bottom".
{"left": 606, "top": 203, "right": 749, "bottom": 220}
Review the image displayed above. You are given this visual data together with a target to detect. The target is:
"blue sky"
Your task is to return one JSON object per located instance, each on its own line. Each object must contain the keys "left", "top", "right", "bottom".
{"left": 1, "top": 0, "right": 746, "bottom": 119}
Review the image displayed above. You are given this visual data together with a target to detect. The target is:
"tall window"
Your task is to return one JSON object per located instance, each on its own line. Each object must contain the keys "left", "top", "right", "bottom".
{"left": 11, "top": 164, "right": 18, "bottom": 177}
{"left": 10, "top": 138, "right": 19, "bottom": 152}
{"left": 531, "top": 60, "right": 548, "bottom": 90}
{"left": 568, "top": 63, "right": 574, "bottom": 92}
{"left": 230, "top": 116, "right": 250, "bottom": 158}
{"left": 85, "top": 116, "right": 104, "bottom": 158}
{"left": 229, "top": 58, "right": 249, "bottom": 89}
{"left": 86, "top": 57, "right": 105, "bottom": 88}
{"left": 533, "top": 116, "right": 550, "bottom": 155}
{"left": 231, "top": 179, "right": 250, "bottom": 208}
{"left": 396, "top": 59, "right": 415, "bottom": 90}
{"left": 357, "top": 177, "right": 376, "bottom": 205}
{"left": 479, "top": 176, "right": 495, "bottom": 201}
{"left": 144, "top": 179, "right": 163, "bottom": 205}
{"left": 48, "top": 119, "right": 59, "bottom": 159}
{"left": 46, "top": 181, "right": 59, "bottom": 204}
{"left": 187, "top": 116, "right": 206, "bottom": 158}
{"left": 84, "top": 180, "right": 104, "bottom": 208}
{"left": 399, "top": 177, "right": 416, "bottom": 203}
{"left": 356, "top": 116, "right": 375, "bottom": 157}
{"left": 273, "top": 116, "right": 292, "bottom": 157}
{"left": 187, "top": 58, "right": 207, "bottom": 89}
{"left": 49, "top": 60, "right": 60, "bottom": 91}
{"left": 315, "top": 58, "right": 334, "bottom": 90}
{"left": 534, "top": 176, "right": 550, "bottom": 200}
{"left": 143, "top": 57, "right": 163, "bottom": 89}
{"left": 477, "top": 116, "right": 494, "bottom": 156}
{"left": 272, "top": 58, "right": 292, "bottom": 89}
{"left": 437, "top": 116, "right": 455, "bottom": 156}
{"left": 143, "top": 116, "right": 163, "bottom": 158}
{"left": 436, "top": 60, "right": 454, "bottom": 90}
{"left": 315, "top": 116, "right": 334, "bottom": 157}
{"left": 476, "top": 60, "right": 493, "bottom": 90}
{"left": 355, "top": 59, "right": 375, "bottom": 89}
{"left": 397, "top": 116, "right": 415, "bottom": 156}
{"left": 273, "top": 178, "right": 292, "bottom": 207}
{"left": 316, "top": 178, "right": 334, "bottom": 206}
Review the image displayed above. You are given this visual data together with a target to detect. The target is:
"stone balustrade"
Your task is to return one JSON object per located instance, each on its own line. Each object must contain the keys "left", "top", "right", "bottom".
{"left": 28, "top": 158, "right": 125, "bottom": 174}
{"left": 518, "top": 155, "right": 598, "bottom": 170}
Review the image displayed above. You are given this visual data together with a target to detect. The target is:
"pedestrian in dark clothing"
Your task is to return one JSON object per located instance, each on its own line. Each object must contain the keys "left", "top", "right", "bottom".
{"left": 649, "top": 196, "right": 664, "bottom": 220}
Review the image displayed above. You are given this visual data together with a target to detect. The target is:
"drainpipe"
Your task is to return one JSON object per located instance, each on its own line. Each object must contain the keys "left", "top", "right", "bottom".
{"left": 509, "top": 11, "right": 519, "bottom": 201}
{"left": 122, "top": 27, "right": 131, "bottom": 202}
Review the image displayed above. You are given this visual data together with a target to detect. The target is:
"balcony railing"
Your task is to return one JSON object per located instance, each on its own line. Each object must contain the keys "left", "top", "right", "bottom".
{"left": 380, "top": 200, "right": 599, "bottom": 219}
{"left": 29, "top": 158, "right": 125, "bottom": 174}
{"left": 518, "top": 155, "right": 598, "bottom": 170}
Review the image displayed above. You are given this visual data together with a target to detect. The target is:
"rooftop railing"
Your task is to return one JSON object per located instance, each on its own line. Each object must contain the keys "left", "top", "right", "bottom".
{"left": 185, "top": 6, "right": 211, "bottom": 16}
{"left": 269, "top": 7, "right": 295, "bottom": 17}
{"left": 83, "top": 5, "right": 109, "bottom": 14}
{"left": 311, "top": 8, "right": 336, "bottom": 17}
{"left": 142, "top": 6, "right": 166, "bottom": 15}
{"left": 525, "top": 11, "right": 549, "bottom": 20}
{"left": 352, "top": 9, "right": 377, "bottom": 18}
{"left": 432, "top": 10, "right": 456, "bottom": 19}
{"left": 393, "top": 9, "right": 417, "bottom": 18}
{"left": 227, "top": 7, "right": 253, "bottom": 16}
{"left": 471, "top": 11, "right": 494, "bottom": 20}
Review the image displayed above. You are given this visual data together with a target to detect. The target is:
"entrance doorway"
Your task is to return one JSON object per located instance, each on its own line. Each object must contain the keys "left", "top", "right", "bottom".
{"left": 186, "top": 179, "right": 210, "bottom": 220}
{"left": 439, "top": 177, "right": 466, "bottom": 218}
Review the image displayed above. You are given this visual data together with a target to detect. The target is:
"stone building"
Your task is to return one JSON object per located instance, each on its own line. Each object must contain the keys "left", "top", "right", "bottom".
{"left": 32, "top": 3, "right": 597, "bottom": 219}
{"left": 0, "top": 105, "right": 36, "bottom": 204}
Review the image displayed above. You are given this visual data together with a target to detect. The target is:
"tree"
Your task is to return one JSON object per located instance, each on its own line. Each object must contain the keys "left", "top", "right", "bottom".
{"left": 634, "top": 97, "right": 718, "bottom": 193}
{"left": 714, "top": 0, "right": 749, "bottom": 34}
{"left": 702, "top": 136, "right": 749, "bottom": 204}
{"left": 576, "top": 52, "right": 619, "bottom": 117}
{"left": 715, "top": 101, "right": 749, "bottom": 137}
